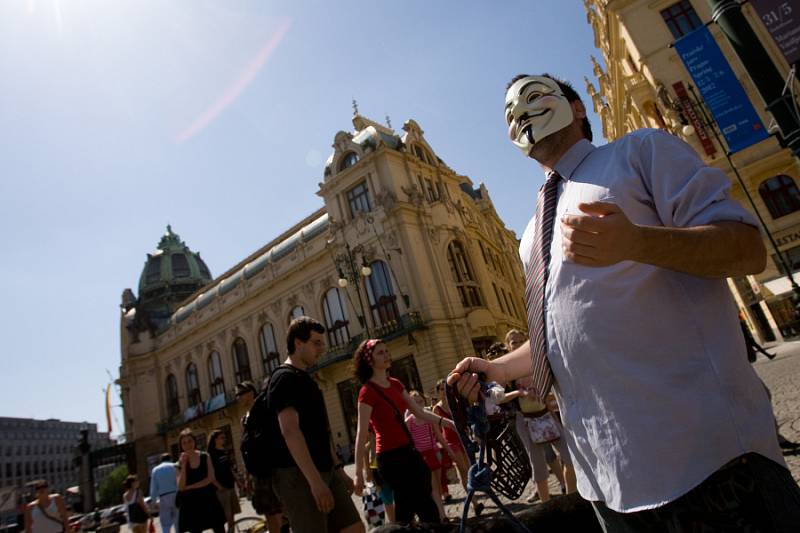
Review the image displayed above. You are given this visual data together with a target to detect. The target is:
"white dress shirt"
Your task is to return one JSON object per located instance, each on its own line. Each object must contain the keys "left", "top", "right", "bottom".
{"left": 519, "top": 129, "right": 785, "bottom": 512}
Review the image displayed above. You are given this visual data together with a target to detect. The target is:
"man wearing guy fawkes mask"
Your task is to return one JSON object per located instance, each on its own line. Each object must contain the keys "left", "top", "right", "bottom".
{"left": 449, "top": 74, "right": 800, "bottom": 530}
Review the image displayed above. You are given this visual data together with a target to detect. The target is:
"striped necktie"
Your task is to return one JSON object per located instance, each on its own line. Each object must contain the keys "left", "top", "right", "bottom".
{"left": 525, "top": 171, "right": 561, "bottom": 402}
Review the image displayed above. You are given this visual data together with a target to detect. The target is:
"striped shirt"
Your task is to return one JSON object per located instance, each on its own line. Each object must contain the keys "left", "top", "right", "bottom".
{"left": 405, "top": 414, "right": 436, "bottom": 452}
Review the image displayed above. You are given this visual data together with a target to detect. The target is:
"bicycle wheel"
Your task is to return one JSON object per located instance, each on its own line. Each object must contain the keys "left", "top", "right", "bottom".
{"left": 232, "top": 516, "right": 268, "bottom": 533}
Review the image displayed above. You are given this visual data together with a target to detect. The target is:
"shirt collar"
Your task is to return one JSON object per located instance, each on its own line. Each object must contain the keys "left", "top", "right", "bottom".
{"left": 551, "top": 138, "right": 596, "bottom": 180}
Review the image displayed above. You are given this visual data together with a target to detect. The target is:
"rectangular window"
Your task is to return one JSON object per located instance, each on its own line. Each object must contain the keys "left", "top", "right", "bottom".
{"left": 493, "top": 283, "right": 506, "bottom": 314}
{"left": 425, "top": 178, "right": 439, "bottom": 202}
{"left": 772, "top": 244, "right": 800, "bottom": 276}
{"left": 347, "top": 181, "right": 372, "bottom": 217}
{"left": 660, "top": 0, "right": 703, "bottom": 39}
{"left": 503, "top": 290, "right": 515, "bottom": 318}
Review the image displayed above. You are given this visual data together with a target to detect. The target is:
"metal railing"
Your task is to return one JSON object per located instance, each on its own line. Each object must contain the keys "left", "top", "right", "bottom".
{"left": 312, "top": 312, "right": 426, "bottom": 371}
{"left": 157, "top": 389, "right": 237, "bottom": 434}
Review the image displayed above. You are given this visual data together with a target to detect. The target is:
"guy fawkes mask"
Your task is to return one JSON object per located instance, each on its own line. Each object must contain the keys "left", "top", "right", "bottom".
{"left": 505, "top": 75, "right": 574, "bottom": 156}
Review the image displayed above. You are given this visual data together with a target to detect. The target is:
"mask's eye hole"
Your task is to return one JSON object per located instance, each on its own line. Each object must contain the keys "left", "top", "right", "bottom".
{"left": 526, "top": 91, "right": 543, "bottom": 104}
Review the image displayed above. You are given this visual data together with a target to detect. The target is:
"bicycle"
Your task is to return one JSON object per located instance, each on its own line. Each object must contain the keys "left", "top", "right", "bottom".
{"left": 232, "top": 516, "right": 268, "bottom": 533}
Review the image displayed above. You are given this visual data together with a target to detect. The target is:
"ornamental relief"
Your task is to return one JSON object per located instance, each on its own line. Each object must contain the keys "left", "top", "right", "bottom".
{"left": 303, "top": 280, "right": 316, "bottom": 299}
{"left": 374, "top": 188, "right": 397, "bottom": 211}
{"left": 269, "top": 298, "right": 283, "bottom": 316}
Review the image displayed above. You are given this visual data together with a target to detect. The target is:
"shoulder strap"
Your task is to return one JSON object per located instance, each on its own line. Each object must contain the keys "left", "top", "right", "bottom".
{"left": 37, "top": 498, "right": 62, "bottom": 527}
{"left": 366, "top": 381, "right": 415, "bottom": 447}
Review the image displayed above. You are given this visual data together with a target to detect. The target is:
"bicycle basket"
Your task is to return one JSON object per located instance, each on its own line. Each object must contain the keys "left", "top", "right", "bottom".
{"left": 485, "top": 415, "right": 532, "bottom": 500}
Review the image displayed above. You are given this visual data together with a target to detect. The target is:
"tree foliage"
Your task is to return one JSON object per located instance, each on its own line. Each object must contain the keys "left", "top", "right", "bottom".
{"left": 97, "top": 464, "right": 128, "bottom": 507}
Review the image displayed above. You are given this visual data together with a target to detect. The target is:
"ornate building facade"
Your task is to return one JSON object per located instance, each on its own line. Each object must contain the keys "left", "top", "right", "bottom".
{"left": 584, "top": 0, "right": 800, "bottom": 343}
{"left": 119, "top": 114, "right": 527, "bottom": 478}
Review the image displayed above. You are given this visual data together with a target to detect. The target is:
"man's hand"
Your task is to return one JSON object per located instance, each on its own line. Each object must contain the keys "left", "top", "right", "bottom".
{"left": 447, "top": 357, "right": 506, "bottom": 403}
{"left": 309, "top": 477, "right": 334, "bottom": 514}
{"left": 560, "top": 201, "right": 641, "bottom": 267}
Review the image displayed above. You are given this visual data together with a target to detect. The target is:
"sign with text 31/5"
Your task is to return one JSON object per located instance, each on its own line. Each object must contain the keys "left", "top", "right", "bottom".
{"left": 750, "top": 0, "right": 800, "bottom": 68}
{"left": 674, "top": 26, "right": 769, "bottom": 153}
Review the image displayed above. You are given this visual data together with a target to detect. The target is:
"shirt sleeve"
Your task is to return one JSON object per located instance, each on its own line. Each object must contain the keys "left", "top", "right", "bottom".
{"left": 357, "top": 384, "right": 374, "bottom": 407}
{"left": 636, "top": 130, "right": 758, "bottom": 229}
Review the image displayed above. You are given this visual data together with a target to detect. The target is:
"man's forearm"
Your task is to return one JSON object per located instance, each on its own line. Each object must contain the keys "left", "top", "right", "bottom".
{"left": 632, "top": 221, "right": 765, "bottom": 278}
{"left": 492, "top": 339, "right": 533, "bottom": 384}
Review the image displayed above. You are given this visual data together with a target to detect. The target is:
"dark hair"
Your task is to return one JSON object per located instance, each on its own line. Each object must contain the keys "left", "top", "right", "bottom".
{"left": 286, "top": 316, "right": 325, "bottom": 354}
{"left": 235, "top": 381, "right": 257, "bottom": 396}
{"left": 207, "top": 429, "right": 224, "bottom": 450}
{"left": 506, "top": 73, "right": 592, "bottom": 142}
{"left": 159, "top": 453, "right": 172, "bottom": 463}
{"left": 486, "top": 342, "right": 509, "bottom": 360}
{"left": 32, "top": 480, "right": 48, "bottom": 490}
{"left": 123, "top": 475, "right": 138, "bottom": 489}
{"left": 352, "top": 339, "right": 382, "bottom": 384}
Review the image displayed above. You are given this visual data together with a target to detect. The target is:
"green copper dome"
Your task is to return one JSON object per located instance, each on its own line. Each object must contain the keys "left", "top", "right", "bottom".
{"left": 136, "top": 226, "right": 212, "bottom": 329}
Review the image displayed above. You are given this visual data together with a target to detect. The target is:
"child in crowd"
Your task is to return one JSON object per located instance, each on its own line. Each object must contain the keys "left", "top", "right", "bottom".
{"left": 405, "top": 390, "right": 456, "bottom": 521}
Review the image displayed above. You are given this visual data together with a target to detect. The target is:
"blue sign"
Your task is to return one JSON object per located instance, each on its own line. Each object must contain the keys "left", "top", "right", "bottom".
{"left": 674, "top": 26, "right": 769, "bottom": 153}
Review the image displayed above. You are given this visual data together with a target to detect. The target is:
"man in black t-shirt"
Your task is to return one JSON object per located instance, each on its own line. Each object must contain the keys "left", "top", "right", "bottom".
{"left": 268, "top": 316, "right": 363, "bottom": 533}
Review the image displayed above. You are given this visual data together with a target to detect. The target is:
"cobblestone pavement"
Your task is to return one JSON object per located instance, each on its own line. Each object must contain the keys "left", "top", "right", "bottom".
{"left": 228, "top": 341, "right": 800, "bottom": 525}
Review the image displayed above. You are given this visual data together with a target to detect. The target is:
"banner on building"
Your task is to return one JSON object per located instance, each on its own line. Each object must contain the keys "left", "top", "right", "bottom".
{"left": 674, "top": 26, "right": 770, "bottom": 153}
{"left": 750, "top": 0, "right": 800, "bottom": 68}
{"left": 672, "top": 81, "right": 717, "bottom": 157}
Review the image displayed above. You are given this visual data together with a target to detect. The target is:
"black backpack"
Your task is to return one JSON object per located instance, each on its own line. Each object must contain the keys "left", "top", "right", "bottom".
{"left": 239, "top": 365, "right": 297, "bottom": 477}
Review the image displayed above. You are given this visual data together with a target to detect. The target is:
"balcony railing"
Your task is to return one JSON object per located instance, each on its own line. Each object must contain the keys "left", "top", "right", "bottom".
{"left": 157, "top": 389, "right": 237, "bottom": 434}
{"left": 312, "top": 312, "right": 426, "bottom": 371}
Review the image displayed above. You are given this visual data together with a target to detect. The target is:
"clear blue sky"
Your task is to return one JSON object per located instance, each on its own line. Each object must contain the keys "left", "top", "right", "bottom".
{"left": 0, "top": 0, "right": 603, "bottom": 438}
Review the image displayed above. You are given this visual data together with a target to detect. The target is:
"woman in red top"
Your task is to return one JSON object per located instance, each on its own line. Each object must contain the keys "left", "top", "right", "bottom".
{"left": 352, "top": 339, "right": 452, "bottom": 524}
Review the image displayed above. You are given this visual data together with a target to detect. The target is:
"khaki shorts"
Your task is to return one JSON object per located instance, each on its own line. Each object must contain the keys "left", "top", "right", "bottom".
{"left": 216, "top": 487, "right": 241, "bottom": 521}
{"left": 273, "top": 467, "right": 360, "bottom": 533}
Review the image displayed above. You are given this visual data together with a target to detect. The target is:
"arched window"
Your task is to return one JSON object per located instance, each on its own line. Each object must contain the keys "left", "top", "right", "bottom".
{"left": 448, "top": 241, "right": 483, "bottom": 308}
{"left": 232, "top": 337, "right": 252, "bottom": 383}
{"left": 207, "top": 351, "right": 225, "bottom": 397}
{"left": 166, "top": 374, "right": 180, "bottom": 417}
{"left": 289, "top": 306, "right": 306, "bottom": 323}
{"left": 339, "top": 152, "right": 359, "bottom": 171}
{"left": 365, "top": 261, "right": 399, "bottom": 325}
{"left": 259, "top": 323, "right": 281, "bottom": 376}
{"left": 185, "top": 363, "right": 201, "bottom": 406}
{"left": 322, "top": 288, "right": 351, "bottom": 347}
{"left": 759, "top": 175, "right": 800, "bottom": 219}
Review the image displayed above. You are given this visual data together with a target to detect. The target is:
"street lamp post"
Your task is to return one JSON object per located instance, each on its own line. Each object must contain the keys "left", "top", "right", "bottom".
{"left": 334, "top": 242, "right": 373, "bottom": 337}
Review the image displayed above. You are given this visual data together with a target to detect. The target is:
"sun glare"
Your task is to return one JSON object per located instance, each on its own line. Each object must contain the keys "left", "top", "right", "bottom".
{"left": 175, "top": 17, "right": 293, "bottom": 143}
